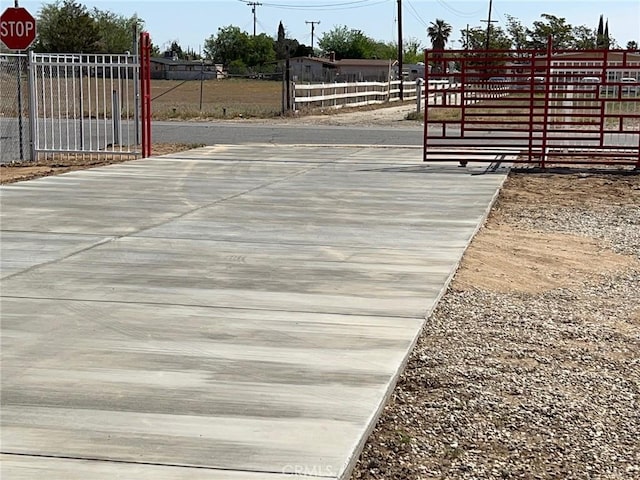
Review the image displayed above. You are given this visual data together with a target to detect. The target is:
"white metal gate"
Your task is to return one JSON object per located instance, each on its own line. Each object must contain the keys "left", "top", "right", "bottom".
{"left": 28, "top": 52, "right": 140, "bottom": 160}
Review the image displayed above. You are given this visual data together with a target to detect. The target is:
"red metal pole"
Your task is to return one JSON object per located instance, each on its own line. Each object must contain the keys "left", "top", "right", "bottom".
{"left": 139, "top": 32, "right": 145, "bottom": 156}
{"left": 540, "top": 37, "right": 554, "bottom": 169}
{"left": 527, "top": 51, "right": 536, "bottom": 164}
{"left": 636, "top": 112, "right": 640, "bottom": 168}
{"left": 145, "top": 37, "right": 151, "bottom": 157}
{"left": 423, "top": 48, "right": 429, "bottom": 162}
{"left": 140, "top": 32, "right": 151, "bottom": 158}
{"left": 599, "top": 49, "right": 608, "bottom": 150}
{"left": 623, "top": 50, "right": 640, "bottom": 169}
{"left": 460, "top": 51, "right": 466, "bottom": 139}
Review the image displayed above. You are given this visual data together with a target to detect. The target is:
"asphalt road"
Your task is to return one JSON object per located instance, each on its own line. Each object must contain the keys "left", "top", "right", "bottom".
{"left": 3, "top": 115, "right": 636, "bottom": 164}
{"left": 152, "top": 120, "right": 424, "bottom": 147}
{"left": 1, "top": 118, "right": 424, "bottom": 163}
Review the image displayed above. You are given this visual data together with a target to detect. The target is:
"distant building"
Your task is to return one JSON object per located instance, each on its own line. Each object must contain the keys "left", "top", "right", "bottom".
{"left": 288, "top": 52, "right": 401, "bottom": 83}
{"left": 151, "top": 51, "right": 225, "bottom": 80}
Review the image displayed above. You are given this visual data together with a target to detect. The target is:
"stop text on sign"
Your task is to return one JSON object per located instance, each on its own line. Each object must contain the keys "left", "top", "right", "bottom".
{"left": 0, "top": 20, "right": 35, "bottom": 38}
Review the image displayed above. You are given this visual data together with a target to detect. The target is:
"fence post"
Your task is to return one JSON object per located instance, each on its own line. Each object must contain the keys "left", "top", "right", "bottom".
{"left": 285, "top": 56, "right": 291, "bottom": 111}
{"left": 416, "top": 78, "right": 424, "bottom": 113}
{"left": 637, "top": 133, "right": 640, "bottom": 170}
{"left": 139, "top": 31, "right": 152, "bottom": 158}
{"left": 132, "top": 24, "right": 140, "bottom": 145}
{"left": 281, "top": 70, "right": 286, "bottom": 114}
{"left": 28, "top": 50, "right": 37, "bottom": 162}
{"left": 199, "top": 60, "right": 204, "bottom": 112}
{"left": 78, "top": 60, "right": 85, "bottom": 151}
{"left": 540, "top": 37, "right": 554, "bottom": 169}
{"left": 15, "top": 51, "right": 25, "bottom": 161}
{"left": 112, "top": 90, "right": 121, "bottom": 146}
{"left": 423, "top": 50, "right": 429, "bottom": 162}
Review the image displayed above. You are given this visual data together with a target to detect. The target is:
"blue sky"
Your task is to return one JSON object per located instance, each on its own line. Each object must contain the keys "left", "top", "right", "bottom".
{"left": 13, "top": 0, "right": 640, "bottom": 53}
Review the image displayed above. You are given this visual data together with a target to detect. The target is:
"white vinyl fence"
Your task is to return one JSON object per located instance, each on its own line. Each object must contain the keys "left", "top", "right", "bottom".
{"left": 293, "top": 79, "right": 456, "bottom": 110}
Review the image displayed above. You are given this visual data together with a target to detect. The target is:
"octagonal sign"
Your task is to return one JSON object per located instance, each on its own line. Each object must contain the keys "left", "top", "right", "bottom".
{"left": 0, "top": 7, "right": 37, "bottom": 50}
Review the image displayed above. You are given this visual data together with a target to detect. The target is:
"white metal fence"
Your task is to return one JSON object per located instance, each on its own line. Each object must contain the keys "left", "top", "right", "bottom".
{"left": 29, "top": 53, "right": 140, "bottom": 160}
{"left": 293, "top": 79, "right": 456, "bottom": 110}
{"left": 0, "top": 52, "right": 141, "bottom": 163}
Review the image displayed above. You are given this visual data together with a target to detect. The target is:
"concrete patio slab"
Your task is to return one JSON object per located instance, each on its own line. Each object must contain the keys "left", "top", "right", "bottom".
{"left": 1, "top": 145, "right": 509, "bottom": 479}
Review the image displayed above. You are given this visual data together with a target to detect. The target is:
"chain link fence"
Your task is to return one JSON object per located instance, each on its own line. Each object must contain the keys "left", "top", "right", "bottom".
{"left": 1, "top": 53, "right": 30, "bottom": 163}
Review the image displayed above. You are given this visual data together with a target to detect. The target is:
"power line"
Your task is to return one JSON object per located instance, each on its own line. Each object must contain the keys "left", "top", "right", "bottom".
{"left": 260, "top": 0, "right": 391, "bottom": 12}
{"left": 435, "top": 0, "right": 485, "bottom": 19}
{"left": 406, "top": 0, "right": 428, "bottom": 29}
{"left": 256, "top": 18, "right": 271, "bottom": 35}
{"left": 264, "top": 0, "right": 377, "bottom": 8}
{"left": 491, "top": 5, "right": 509, "bottom": 29}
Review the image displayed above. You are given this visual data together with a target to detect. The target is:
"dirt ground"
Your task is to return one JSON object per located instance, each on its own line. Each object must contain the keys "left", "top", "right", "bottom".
{"left": 456, "top": 173, "right": 640, "bottom": 294}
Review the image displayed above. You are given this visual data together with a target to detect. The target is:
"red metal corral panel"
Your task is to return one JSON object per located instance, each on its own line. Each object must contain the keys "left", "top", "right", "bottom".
{"left": 423, "top": 45, "right": 640, "bottom": 168}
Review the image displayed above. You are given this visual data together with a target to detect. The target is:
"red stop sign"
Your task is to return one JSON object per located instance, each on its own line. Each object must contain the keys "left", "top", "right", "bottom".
{"left": 0, "top": 7, "right": 37, "bottom": 50}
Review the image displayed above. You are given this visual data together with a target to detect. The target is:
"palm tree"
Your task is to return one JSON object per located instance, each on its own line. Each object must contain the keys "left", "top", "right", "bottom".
{"left": 427, "top": 19, "right": 452, "bottom": 74}
{"left": 427, "top": 19, "right": 452, "bottom": 50}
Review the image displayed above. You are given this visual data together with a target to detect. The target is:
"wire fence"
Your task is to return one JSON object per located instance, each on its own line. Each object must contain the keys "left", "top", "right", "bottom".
{"left": 1, "top": 53, "right": 30, "bottom": 163}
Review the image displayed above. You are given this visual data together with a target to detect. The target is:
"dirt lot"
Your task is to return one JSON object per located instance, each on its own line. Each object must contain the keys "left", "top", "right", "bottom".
{"left": 150, "top": 78, "right": 283, "bottom": 119}
{"left": 456, "top": 174, "right": 639, "bottom": 294}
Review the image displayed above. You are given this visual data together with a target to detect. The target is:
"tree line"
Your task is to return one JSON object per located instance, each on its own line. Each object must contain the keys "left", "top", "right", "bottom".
{"left": 11, "top": 0, "right": 640, "bottom": 74}
{"left": 457, "top": 13, "right": 638, "bottom": 52}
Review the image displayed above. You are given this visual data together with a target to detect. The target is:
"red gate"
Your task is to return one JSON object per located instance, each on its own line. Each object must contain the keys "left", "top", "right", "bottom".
{"left": 423, "top": 42, "right": 640, "bottom": 168}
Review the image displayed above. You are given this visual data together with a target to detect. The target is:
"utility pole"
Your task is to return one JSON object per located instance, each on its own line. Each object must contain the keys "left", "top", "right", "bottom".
{"left": 397, "top": 0, "right": 403, "bottom": 101}
{"left": 305, "top": 21, "right": 320, "bottom": 51}
{"left": 466, "top": 24, "right": 470, "bottom": 49}
{"left": 244, "top": 1, "right": 262, "bottom": 37}
{"left": 481, "top": 0, "right": 497, "bottom": 50}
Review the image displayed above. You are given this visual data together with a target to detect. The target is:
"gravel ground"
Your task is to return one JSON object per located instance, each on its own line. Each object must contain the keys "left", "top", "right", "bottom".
{"left": 350, "top": 172, "right": 640, "bottom": 480}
